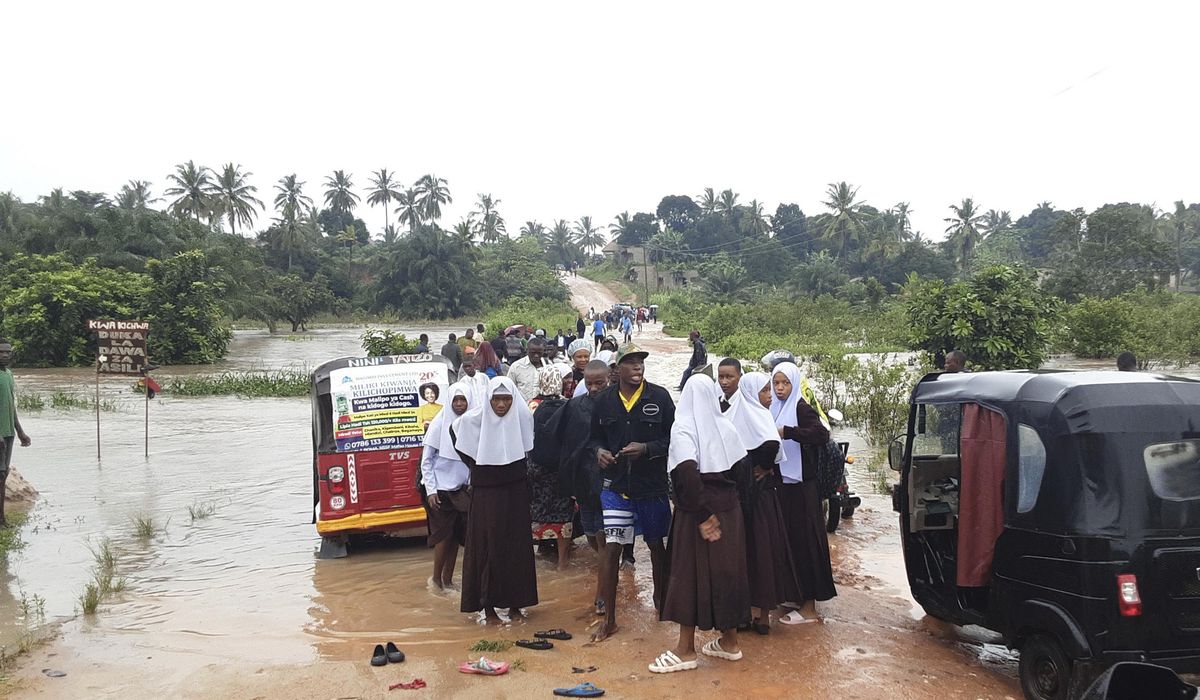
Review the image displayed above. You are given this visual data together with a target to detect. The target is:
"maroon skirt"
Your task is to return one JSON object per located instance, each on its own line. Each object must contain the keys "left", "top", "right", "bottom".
{"left": 660, "top": 505, "right": 751, "bottom": 631}
{"left": 777, "top": 480, "right": 837, "bottom": 602}
{"left": 746, "top": 486, "right": 803, "bottom": 611}
{"left": 425, "top": 487, "right": 470, "bottom": 548}
{"left": 460, "top": 463, "right": 538, "bottom": 612}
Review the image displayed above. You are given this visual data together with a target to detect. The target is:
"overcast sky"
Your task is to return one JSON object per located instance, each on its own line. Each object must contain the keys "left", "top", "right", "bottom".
{"left": 2, "top": 1, "right": 1196, "bottom": 242}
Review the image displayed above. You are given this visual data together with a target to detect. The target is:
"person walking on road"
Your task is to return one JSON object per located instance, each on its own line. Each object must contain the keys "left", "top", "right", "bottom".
{"left": 593, "top": 316, "right": 606, "bottom": 351}
{"left": 678, "top": 331, "right": 708, "bottom": 391}
{"left": 441, "top": 333, "right": 463, "bottom": 372}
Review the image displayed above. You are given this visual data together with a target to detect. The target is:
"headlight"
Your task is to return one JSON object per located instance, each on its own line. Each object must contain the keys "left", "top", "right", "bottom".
{"left": 328, "top": 466, "right": 345, "bottom": 482}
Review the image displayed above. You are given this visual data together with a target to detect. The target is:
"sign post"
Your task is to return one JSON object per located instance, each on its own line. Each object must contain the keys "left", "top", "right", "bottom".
{"left": 86, "top": 320, "right": 151, "bottom": 460}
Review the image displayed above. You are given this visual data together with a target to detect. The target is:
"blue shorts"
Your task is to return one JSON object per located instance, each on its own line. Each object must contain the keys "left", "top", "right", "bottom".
{"left": 579, "top": 504, "right": 603, "bottom": 537}
{"left": 600, "top": 489, "right": 671, "bottom": 546}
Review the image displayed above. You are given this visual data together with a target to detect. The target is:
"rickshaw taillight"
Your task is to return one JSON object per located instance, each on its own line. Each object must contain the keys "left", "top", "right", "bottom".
{"left": 327, "top": 466, "right": 346, "bottom": 494}
{"left": 1117, "top": 574, "right": 1143, "bottom": 617}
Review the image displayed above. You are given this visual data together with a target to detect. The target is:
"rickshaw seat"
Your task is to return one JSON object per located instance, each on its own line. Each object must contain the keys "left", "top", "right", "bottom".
{"left": 910, "top": 454, "right": 960, "bottom": 531}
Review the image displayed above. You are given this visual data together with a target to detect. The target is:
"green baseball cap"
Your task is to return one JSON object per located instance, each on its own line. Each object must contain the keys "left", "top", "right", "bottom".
{"left": 615, "top": 343, "right": 649, "bottom": 364}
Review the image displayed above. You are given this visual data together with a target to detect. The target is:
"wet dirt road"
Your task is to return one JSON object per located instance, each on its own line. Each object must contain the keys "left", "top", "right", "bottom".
{"left": 3, "top": 281, "right": 1022, "bottom": 698}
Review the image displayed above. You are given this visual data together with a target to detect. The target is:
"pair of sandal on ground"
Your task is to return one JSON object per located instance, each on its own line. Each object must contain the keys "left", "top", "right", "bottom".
{"left": 649, "top": 639, "right": 742, "bottom": 673}
{"left": 516, "top": 628, "right": 572, "bottom": 650}
{"left": 369, "top": 642, "right": 405, "bottom": 667}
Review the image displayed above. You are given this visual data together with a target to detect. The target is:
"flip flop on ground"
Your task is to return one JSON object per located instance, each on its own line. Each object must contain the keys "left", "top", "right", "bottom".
{"left": 458, "top": 657, "right": 509, "bottom": 675}
{"left": 553, "top": 681, "right": 605, "bottom": 697}
{"left": 647, "top": 651, "right": 698, "bottom": 674}
{"left": 779, "top": 610, "right": 820, "bottom": 625}
{"left": 700, "top": 639, "right": 743, "bottom": 661}
{"left": 535, "top": 629, "right": 572, "bottom": 640}
{"left": 515, "top": 639, "right": 553, "bottom": 650}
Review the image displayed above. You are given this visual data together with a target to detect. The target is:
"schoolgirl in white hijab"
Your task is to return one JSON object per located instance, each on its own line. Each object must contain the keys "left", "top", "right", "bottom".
{"left": 452, "top": 376, "right": 535, "bottom": 466}
{"left": 421, "top": 382, "right": 472, "bottom": 490}
{"left": 727, "top": 372, "right": 782, "bottom": 459}
{"left": 769, "top": 362, "right": 807, "bottom": 483}
{"left": 420, "top": 381, "right": 473, "bottom": 590}
{"left": 669, "top": 375, "right": 748, "bottom": 475}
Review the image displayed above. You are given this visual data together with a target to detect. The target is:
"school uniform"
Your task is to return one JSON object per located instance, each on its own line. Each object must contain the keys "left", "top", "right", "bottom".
{"left": 452, "top": 377, "right": 539, "bottom": 612}
{"left": 420, "top": 383, "right": 472, "bottom": 548}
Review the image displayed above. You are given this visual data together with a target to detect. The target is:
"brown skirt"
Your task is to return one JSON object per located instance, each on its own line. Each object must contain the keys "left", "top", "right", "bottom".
{"left": 746, "top": 486, "right": 803, "bottom": 611}
{"left": 460, "top": 476, "right": 539, "bottom": 612}
{"left": 660, "top": 505, "right": 751, "bottom": 631}
{"left": 426, "top": 487, "right": 470, "bottom": 548}
{"left": 778, "top": 480, "right": 837, "bottom": 602}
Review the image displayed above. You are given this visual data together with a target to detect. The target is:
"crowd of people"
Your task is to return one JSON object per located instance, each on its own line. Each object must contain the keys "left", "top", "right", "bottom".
{"left": 418, "top": 320, "right": 840, "bottom": 673}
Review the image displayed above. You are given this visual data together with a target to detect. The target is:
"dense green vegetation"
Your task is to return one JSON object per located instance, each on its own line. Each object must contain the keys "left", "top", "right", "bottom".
{"left": 161, "top": 371, "right": 309, "bottom": 397}
{"left": 2, "top": 172, "right": 1197, "bottom": 367}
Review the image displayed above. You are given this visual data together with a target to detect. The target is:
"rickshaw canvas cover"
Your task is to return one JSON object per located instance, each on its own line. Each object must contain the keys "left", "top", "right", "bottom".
{"left": 329, "top": 362, "right": 448, "bottom": 452}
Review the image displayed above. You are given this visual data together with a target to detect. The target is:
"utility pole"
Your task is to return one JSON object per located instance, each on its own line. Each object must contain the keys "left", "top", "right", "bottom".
{"left": 642, "top": 245, "right": 651, "bottom": 304}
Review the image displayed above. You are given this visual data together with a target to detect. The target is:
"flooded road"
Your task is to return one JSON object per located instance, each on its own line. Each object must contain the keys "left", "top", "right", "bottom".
{"left": 1, "top": 286, "right": 1027, "bottom": 698}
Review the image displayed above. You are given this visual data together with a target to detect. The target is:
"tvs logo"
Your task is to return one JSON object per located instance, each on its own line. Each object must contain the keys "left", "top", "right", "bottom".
{"left": 642, "top": 403, "right": 660, "bottom": 416}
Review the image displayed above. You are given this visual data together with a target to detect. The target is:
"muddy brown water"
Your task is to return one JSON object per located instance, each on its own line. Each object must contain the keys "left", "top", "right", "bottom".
{"left": 3, "top": 295, "right": 1164, "bottom": 696}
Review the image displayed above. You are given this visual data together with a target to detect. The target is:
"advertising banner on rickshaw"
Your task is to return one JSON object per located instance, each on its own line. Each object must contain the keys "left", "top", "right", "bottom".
{"left": 329, "top": 362, "right": 449, "bottom": 452}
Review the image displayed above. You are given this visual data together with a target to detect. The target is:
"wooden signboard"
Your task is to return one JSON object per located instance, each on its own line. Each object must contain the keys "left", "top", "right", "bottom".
{"left": 87, "top": 319, "right": 149, "bottom": 375}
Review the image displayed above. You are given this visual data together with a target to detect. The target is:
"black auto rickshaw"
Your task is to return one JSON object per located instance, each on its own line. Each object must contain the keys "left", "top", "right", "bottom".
{"left": 890, "top": 370, "right": 1200, "bottom": 700}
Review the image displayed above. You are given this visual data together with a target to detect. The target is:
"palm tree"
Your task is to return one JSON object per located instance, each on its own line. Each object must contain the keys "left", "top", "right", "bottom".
{"left": 473, "top": 194, "right": 506, "bottom": 242}
{"left": 697, "top": 188, "right": 717, "bottom": 215}
{"left": 894, "top": 202, "right": 914, "bottom": 241}
{"left": 944, "top": 198, "right": 988, "bottom": 273}
{"left": 609, "top": 211, "right": 632, "bottom": 243}
{"left": 520, "top": 220, "right": 547, "bottom": 247}
{"left": 821, "top": 182, "right": 869, "bottom": 258}
{"left": 1167, "top": 201, "right": 1197, "bottom": 290}
{"left": 337, "top": 224, "right": 358, "bottom": 293}
{"left": 865, "top": 208, "right": 903, "bottom": 261}
{"left": 273, "top": 175, "right": 313, "bottom": 270}
{"left": 116, "top": 180, "right": 156, "bottom": 210}
{"left": 395, "top": 188, "right": 423, "bottom": 233}
{"left": 452, "top": 218, "right": 476, "bottom": 245}
{"left": 548, "top": 219, "right": 579, "bottom": 267}
{"left": 575, "top": 215, "right": 604, "bottom": 256}
{"left": 211, "top": 163, "right": 263, "bottom": 236}
{"left": 366, "top": 169, "right": 403, "bottom": 234}
{"left": 414, "top": 174, "right": 452, "bottom": 221}
{"left": 323, "top": 170, "right": 359, "bottom": 215}
{"left": 980, "top": 209, "right": 1012, "bottom": 238}
{"left": 715, "top": 189, "right": 740, "bottom": 216}
{"left": 164, "top": 161, "right": 215, "bottom": 222}
{"left": 742, "top": 199, "right": 769, "bottom": 236}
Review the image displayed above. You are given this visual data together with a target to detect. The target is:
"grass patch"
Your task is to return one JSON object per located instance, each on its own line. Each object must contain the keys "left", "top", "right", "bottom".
{"left": 77, "top": 582, "right": 101, "bottom": 615}
{"left": 0, "top": 512, "right": 29, "bottom": 555}
{"left": 469, "top": 639, "right": 512, "bottom": 653}
{"left": 17, "top": 391, "right": 117, "bottom": 412}
{"left": 131, "top": 515, "right": 162, "bottom": 539}
{"left": 510, "top": 658, "right": 527, "bottom": 672}
{"left": 162, "top": 370, "right": 309, "bottom": 398}
{"left": 187, "top": 501, "right": 217, "bottom": 521}
{"left": 79, "top": 537, "right": 128, "bottom": 615}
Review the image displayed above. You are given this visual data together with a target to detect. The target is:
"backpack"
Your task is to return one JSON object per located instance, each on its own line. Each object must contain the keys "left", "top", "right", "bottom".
{"left": 814, "top": 439, "right": 846, "bottom": 500}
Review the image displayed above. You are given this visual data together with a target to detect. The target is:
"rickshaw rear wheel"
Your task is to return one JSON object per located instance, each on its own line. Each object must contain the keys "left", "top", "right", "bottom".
{"left": 1019, "top": 633, "right": 1072, "bottom": 700}
{"left": 824, "top": 496, "right": 841, "bottom": 533}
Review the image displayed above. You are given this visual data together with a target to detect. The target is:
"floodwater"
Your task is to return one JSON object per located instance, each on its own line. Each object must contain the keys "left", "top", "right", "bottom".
{"left": 0, "top": 284, "right": 1034, "bottom": 698}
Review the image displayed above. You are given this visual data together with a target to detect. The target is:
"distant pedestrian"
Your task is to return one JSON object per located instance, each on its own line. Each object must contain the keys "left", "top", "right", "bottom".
{"left": 441, "top": 333, "right": 463, "bottom": 372}
{"left": 458, "top": 328, "right": 480, "bottom": 352}
{"left": 1117, "top": 351, "right": 1138, "bottom": 371}
{"left": 943, "top": 350, "right": 968, "bottom": 373}
{"left": 473, "top": 341, "right": 504, "bottom": 378}
{"left": 508, "top": 338, "right": 551, "bottom": 401}
{"left": 577, "top": 313, "right": 587, "bottom": 339}
{"left": 593, "top": 316, "right": 606, "bottom": 351}
{"left": 415, "top": 333, "right": 430, "bottom": 354}
{"left": 678, "top": 331, "right": 707, "bottom": 391}
{"left": 621, "top": 314, "right": 633, "bottom": 344}
{"left": 0, "top": 340, "right": 32, "bottom": 529}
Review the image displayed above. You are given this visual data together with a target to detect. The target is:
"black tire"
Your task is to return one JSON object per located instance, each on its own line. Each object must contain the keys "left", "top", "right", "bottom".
{"left": 825, "top": 495, "right": 841, "bottom": 533}
{"left": 841, "top": 506, "right": 857, "bottom": 519}
{"left": 1019, "top": 633, "right": 1073, "bottom": 700}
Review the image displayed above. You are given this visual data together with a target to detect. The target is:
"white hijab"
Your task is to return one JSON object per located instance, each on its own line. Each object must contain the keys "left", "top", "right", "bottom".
{"left": 424, "top": 382, "right": 471, "bottom": 456}
{"left": 770, "top": 362, "right": 806, "bottom": 481}
{"left": 452, "top": 376, "right": 535, "bottom": 465}
{"left": 668, "top": 375, "right": 747, "bottom": 474}
{"left": 728, "top": 371, "right": 782, "bottom": 461}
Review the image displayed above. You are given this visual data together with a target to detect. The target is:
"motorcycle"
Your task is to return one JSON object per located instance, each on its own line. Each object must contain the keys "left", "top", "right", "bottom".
{"left": 822, "top": 409, "right": 861, "bottom": 534}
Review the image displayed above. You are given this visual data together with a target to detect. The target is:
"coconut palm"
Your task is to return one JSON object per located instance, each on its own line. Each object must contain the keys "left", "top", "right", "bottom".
{"left": 414, "top": 174, "right": 452, "bottom": 221}
{"left": 697, "top": 188, "right": 717, "bottom": 215}
{"left": 609, "top": 211, "right": 632, "bottom": 242}
{"left": 547, "top": 219, "right": 579, "bottom": 267}
{"left": 164, "top": 161, "right": 215, "bottom": 222}
{"left": 715, "top": 189, "right": 740, "bottom": 216}
{"left": 116, "top": 180, "right": 156, "bottom": 210}
{"left": 894, "top": 202, "right": 914, "bottom": 241}
{"left": 366, "top": 169, "right": 403, "bottom": 234}
{"left": 575, "top": 215, "right": 604, "bottom": 256}
{"left": 395, "top": 188, "right": 422, "bottom": 233}
{"left": 337, "top": 224, "right": 358, "bottom": 292}
{"left": 473, "top": 194, "right": 506, "bottom": 242}
{"left": 980, "top": 209, "right": 1012, "bottom": 237}
{"left": 944, "top": 198, "right": 988, "bottom": 273}
{"left": 520, "top": 220, "right": 547, "bottom": 247}
{"left": 452, "top": 218, "right": 476, "bottom": 245}
{"left": 821, "top": 182, "right": 869, "bottom": 258}
{"left": 742, "top": 199, "right": 769, "bottom": 236}
{"left": 273, "top": 175, "right": 313, "bottom": 270}
{"left": 211, "top": 163, "right": 263, "bottom": 236}
{"left": 323, "top": 170, "right": 359, "bottom": 215}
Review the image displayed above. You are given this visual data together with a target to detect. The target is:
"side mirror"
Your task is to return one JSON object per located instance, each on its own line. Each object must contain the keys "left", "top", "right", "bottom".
{"left": 888, "top": 435, "right": 905, "bottom": 472}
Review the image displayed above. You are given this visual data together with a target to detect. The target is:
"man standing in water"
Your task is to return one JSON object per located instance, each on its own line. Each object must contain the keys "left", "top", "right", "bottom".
{"left": 0, "top": 340, "right": 32, "bottom": 528}
{"left": 587, "top": 344, "right": 675, "bottom": 642}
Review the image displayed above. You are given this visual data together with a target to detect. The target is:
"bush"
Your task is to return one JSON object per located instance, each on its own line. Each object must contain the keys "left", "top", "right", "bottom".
{"left": 483, "top": 297, "right": 579, "bottom": 338}
{"left": 1062, "top": 296, "right": 1138, "bottom": 358}
{"left": 360, "top": 329, "right": 417, "bottom": 356}
{"left": 143, "top": 251, "right": 232, "bottom": 364}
